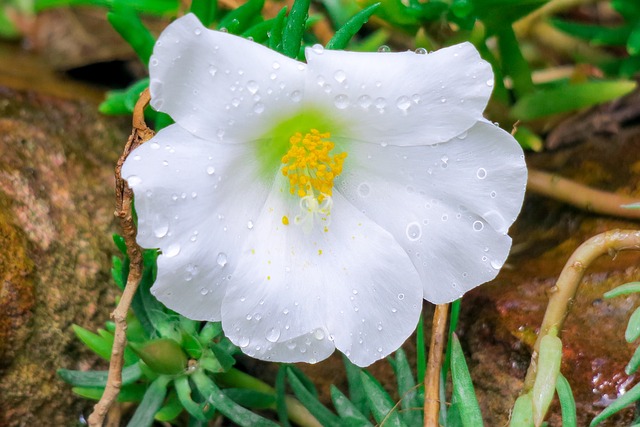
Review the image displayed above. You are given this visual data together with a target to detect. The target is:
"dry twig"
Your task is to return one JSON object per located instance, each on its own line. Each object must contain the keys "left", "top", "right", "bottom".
{"left": 424, "top": 303, "right": 450, "bottom": 426}
{"left": 88, "top": 89, "right": 154, "bottom": 427}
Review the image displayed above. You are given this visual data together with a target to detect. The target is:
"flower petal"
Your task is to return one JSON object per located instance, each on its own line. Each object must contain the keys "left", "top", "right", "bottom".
{"left": 149, "top": 14, "right": 306, "bottom": 143}
{"left": 336, "top": 121, "right": 527, "bottom": 303}
{"left": 303, "top": 43, "right": 493, "bottom": 146}
{"left": 122, "top": 124, "right": 271, "bottom": 320}
{"left": 221, "top": 177, "right": 422, "bottom": 366}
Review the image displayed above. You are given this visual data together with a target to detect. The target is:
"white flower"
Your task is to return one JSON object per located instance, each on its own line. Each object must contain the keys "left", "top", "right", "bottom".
{"left": 122, "top": 14, "right": 527, "bottom": 367}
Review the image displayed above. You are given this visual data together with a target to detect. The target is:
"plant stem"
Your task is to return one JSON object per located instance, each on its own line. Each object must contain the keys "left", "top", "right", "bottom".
{"left": 527, "top": 169, "right": 640, "bottom": 220}
{"left": 217, "top": 368, "right": 322, "bottom": 427}
{"left": 523, "top": 229, "right": 640, "bottom": 391}
{"left": 424, "top": 303, "right": 450, "bottom": 426}
{"left": 88, "top": 89, "right": 154, "bottom": 427}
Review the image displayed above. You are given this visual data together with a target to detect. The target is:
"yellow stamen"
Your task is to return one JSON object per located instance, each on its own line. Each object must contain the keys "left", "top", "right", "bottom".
{"left": 282, "top": 215, "right": 289, "bottom": 225}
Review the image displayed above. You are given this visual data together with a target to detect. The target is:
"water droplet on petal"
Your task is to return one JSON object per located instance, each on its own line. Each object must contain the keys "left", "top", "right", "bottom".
{"left": 200, "top": 287, "right": 208, "bottom": 295}
{"left": 272, "top": 61, "right": 280, "bottom": 70}
{"left": 491, "top": 259, "right": 504, "bottom": 269}
{"left": 207, "top": 166, "right": 215, "bottom": 175}
{"left": 253, "top": 102, "right": 265, "bottom": 114}
{"left": 164, "top": 243, "right": 180, "bottom": 258}
{"left": 415, "top": 47, "right": 427, "bottom": 54}
{"left": 396, "top": 96, "right": 411, "bottom": 111}
{"left": 476, "top": 168, "right": 487, "bottom": 179}
{"left": 375, "top": 97, "right": 386, "bottom": 109}
{"left": 246, "top": 80, "right": 259, "bottom": 94}
{"left": 314, "top": 329, "right": 325, "bottom": 340}
{"left": 290, "top": 90, "right": 302, "bottom": 102}
{"left": 440, "top": 155, "right": 449, "bottom": 168}
{"left": 334, "top": 94, "right": 349, "bottom": 109}
{"left": 208, "top": 66, "right": 217, "bottom": 77}
{"left": 150, "top": 58, "right": 158, "bottom": 67}
{"left": 266, "top": 328, "right": 280, "bottom": 342}
{"left": 473, "top": 221, "right": 484, "bottom": 231}
{"left": 153, "top": 217, "right": 169, "bottom": 238}
{"left": 357, "top": 95, "right": 372, "bottom": 108}
{"left": 239, "top": 336, "right": 250, "bottom": 348}
{"left": 378, "top": 45, "right": 390, "bottom": 52}
{"left": 457, "top": 131, "right": 468, "bottom": 140}
{"left": 357, "top": 182, "right": 371, "bottom": 197}
{"left": 333, "top": 70, "right": 346, "bottom": 83}
{"left": 486, "top": 79, "right": 494, "bottom": 87}
{"left": 406, "top": 222, "right": 422, "bottom": 241}
{"left": 216, "top": 252, "right": 228, "bottom": 267}
{"left": 247, "top": 220, "right": 254, "bottom": 229}
{"left": 490, "top": 191, "right": 497, "bottom": 198}
{"left": 127, "top": 175, "right": 142, "bottom": 187}
{"left": 397, "top": 293, "right": 405, "bottom": 300}
{"left": 311, "top": 44, "right": 324, "bottom": 54}
{"left": 194, "top": 28, "right": 202, "bottom": 35}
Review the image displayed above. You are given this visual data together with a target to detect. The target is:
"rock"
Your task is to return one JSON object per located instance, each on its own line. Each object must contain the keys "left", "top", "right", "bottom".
{"left": 0, "top": 82, "right": 128, "bottom": 425}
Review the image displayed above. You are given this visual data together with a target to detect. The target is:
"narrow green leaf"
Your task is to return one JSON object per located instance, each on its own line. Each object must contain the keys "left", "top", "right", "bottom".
{"left": 155, "top": 391, "right": 184, "bottom": 422}
{"left": 287, "top": 367, "right": 340, "bottom": 427}
{"left": 281, "top": 0, "right": 311, "bottom": 58}
{"left": 71, "top": 383, "right": 146, "bottom": 402}
{"left": 443, "top": 299, "right": 462, "bottom": 385}
{"left": 217, "top": 0, "right": 264, "bottom": 34}
{"left": 360, "top": 371, "right": 406, "bottom": 427}
{"left": 192, "top": 370, "right": 279, "bottom": 427}
{"left": 107, "top": 6, "right": 156, "bottom": 65}
{"left": 287, "top": 365, "right": 318, "bottom": 397}
{"left": 72, "top": 325, "right": 113, "bottom": 361}
{"left": 551, "top": 19, "right": 631, "bottom": 46}
{"left": 198, "top": 322, "right": 223, "bottom": 343}
{"left": 190, "top": 0, "right": 217, "bottom": 26}
{"left": 97, "top": 329, "right": 138, "bottom": 366}
{"left": 175, "top": 376, "right": 209, "bottom": 421}
{"left": 497, "top": 26, "right": 534, "bottom": 98}
{"left": 58, "top": 363, "right": 142, "bottom": 387}
{"left": 111, "top": 256, "right": 125, "bottom": 290}
{"left": 242, "top": 18, "right": 277, "bottom": 43}
{"left": 509, "top": 393, "right": 534, "bottom": 427}
{"left": 182, "top": 331, "right": 204, "bottom": 359}
{"left": 626, "top": 306, "right": 640, "bottom": 343}
{"left": 330, "top": 385, "right": 373, "bottom": 426}
{"left": 625, "top": 344, "right": 640, "bottom": 375}
{"left": 590, "top": 380, "right": 640, "bottom": 426}
{"left": 112, "top": 234, "right": 127, "bottom": 254}
{"left": 604, "top": 282, "right": 640, "bottom": 299}
{"left": 326, "top": 3, "right": 380, "bottom": 50}
{"left": 532, "top": 334, "right": 563, "bottom": 426}
{"left": 127, "top": 375, "right": 171, "bottom": 427}
{"left": 416, "top": 314, "right": 426, "bottom": 392}
{"left": 513, "top": 126, "right": 543, "bottom": 152}
{"left": 450, "top": 335, "right": 483, "bottom": 427}
{"left": 268, "top": 7, "right": 288, "bottom": 52}
{"left": 511, "top": 80, "right": 637, "bottom": 120}
{"left": 276, "top": 365, "right": 291, "bottom": 427}
{"left": 35, "top": 0, "right": 179, "bottom": 15}
{"left": 392, "top": 349, "right": 422, "bottom": 426}
{"left": 343, "top": 355, "right": 369, "bottom": 417}
{"left": 130, "top": 339, "right": 187, "bottom": 375}
{"left": 556, "top": 374, "right": 577, "bottom": 427}
{"left": 224, "top": 388, "right": 276, "bottom": 409}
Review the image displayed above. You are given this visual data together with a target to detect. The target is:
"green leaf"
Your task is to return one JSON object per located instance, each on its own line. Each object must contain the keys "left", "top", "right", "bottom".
{"left": 532, "top": 334, "right": 563, "bottom": 426}
{"left": 155, "top": 390, "right": 184, "bottom": 422}
{"left": 471, "top": 0, "right": 548, "bottom": 31}
{"left": 604, "top": 282, "right": 640, "bottom": 298}
{"left": 626, "top": 306, "right": 640, "bottom": 342}
{"left": 268, "top": 6, "right": 288, "bottom": 52}
{"left": 556, "top": 374, "right": 577, "bottom": 427}
{"left": 326, "top": 3, "right": 380, "bottom": 50}
{"left": 96, "top": 329, "right": 138, "bottom": 366}
{"left": 551, "top": 19, "right": 631, "bottom": 46}
{"left": 343, "top": 356, "right": 369, "bottom": 417}
{"left": 198, "top": 322, "right": 223, "bottom": 343}
{"left": 287, "top": 367, "right": 340, "bottom": 427}
{"left": 175, "top": 376, "right": 209, "bottom": 421}
{"left": 287, "top": 365, "right": 318, "bottom": 397}
{"left": 416, "top": 314, "right": 426, "bottom": 392}
{"left": 360, "top": 371, "right": 406, "bottom": 427}
{"left": 330, "top": 385, "right": 372, "bottom": 426}
{"left": 217, "top": 0, "right": 264, "bottom": 34}
{"left": 509, "top": 393, "right": 534, "bottom": 427}
{"left": 182, "top": 331, "right": 204, "bottom": 359}
{"left": 111, "top": 256, "right": 125, "bottom": 290}
{"left": 130, "top": 339, "right": 187, "bottom": 375}
{"left": 511, "top": 80, "right": 637, "bottom": 120}
{"left": 625, "top": 344, "right": 640, "bottom": 375}
{"left": 72, "top": 325, "right": 113, "bottom": 361}
{"left": 35, "top": 0, "right": 179, "bottom": 15}
{"left": 127, "top": 375, "right": 172, "bottom": 427}
{"left": 241, "top": 17, "right": 276, "bottom": 43}
{"left": 628, "top": 23, "right": 640, "bottom": 56}
{"left": 58, "top": 363, "right": 142, "bottom": 387}
{"left": 391, "top": 349, "right": 422, "bottom": 426}
{"left": 107, "top": 6, "right": 155, "bottom": 65}
{"left": 71, "top": 383, "right": 147, "bottom": 402}
{"left": 113, "top": 234, "right": 127, "bottom": 254}
{"left": 513, "top": 126, "right": 543, "bottom": 152}
{"left": 131, "top": 250, "right": 168, "bottom": 337}
{"left": 275, "top": 365, "right": 291, "bottom": 427}
{"left": 450, "top": 335, "right": 483, "bottom": 427}
{"left": 192, "top": 370, "right": 279, "bottom": 427}
{"left": 281, "top": 0, "right": 311, "bottom": 58}
{"left": 190, "top": 0, "right": 217, "bottom": 26}
{"left": 496, "top": 26, "right": 534, "bottom": 98}
{"left": 224, "top": 388, "right": 276, "bottom": 409}
{"left": 590, "top": 380, "right": 640, "bottom": 426}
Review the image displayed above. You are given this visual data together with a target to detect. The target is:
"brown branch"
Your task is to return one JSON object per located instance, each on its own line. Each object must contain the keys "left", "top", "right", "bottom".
{"left": 424, "top": 303, "right": 450, "bottom": 426}
{"left": 523, "top": 229, "right": 640, "bottom": 391}
{"left": 527, "top": 169, "right": 640, "bottom": 220}
{"left": 88, "top": 89, "right": 154, "bottom": 427}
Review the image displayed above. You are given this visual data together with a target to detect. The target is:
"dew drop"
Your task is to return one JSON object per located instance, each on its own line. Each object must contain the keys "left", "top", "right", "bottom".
{"left": 378, "top": 45, "right": 390, "bottom": 52}
{"left": 153, "top": 218, "right": 169, "bottom": 238}
{"left": 127, "top": 175, "right": 142, "bottom": 187}
{"left": 208, "top": 65, "right": 217, "bottom": 77}
{"left": 357, "top": 182, "right": 371, "bottom": 197}
{"left": 253, "top": 102, "right": 265, "bottom": 114}
{"left": 440, "top": 155, "right": 449, "bottom": 168}
{"left": 290, "top": 90, "right": 302, "bottom": 102}
{"left": 375, "top": 97, "right": 386, "bottom": 109}
{"left": 231, "top": 98, "right": 240, "bottom": 107}
{"left": 239, "top": 336, "right": 250, "bottom": 348}
{"left": 476, "top": 168, "right": 487, "bottom": 179}
{"left": 216, "top": 252, "right": 228, "bottom": 267}
{"left": 314, "top": 329, "right": 325, "bottom": 340}
{"left": 357, "top": 95, "right": 372, "bottom": 108}
{"left": 247, "top": 220, "right": 254, "bottom": 229}
{"left": 333, "top": 70, "right": 346, "bottom": 83}
{"left": 266, "top": 328, "right": 280, "bottom": 343}
{"left": 207, "top": 166, "right": 215, "bottom": 175}
{"left": 406, "top": 222, "right": 422, "bottom": 241}
{"left": 272, "top": 61, "right": 281, "bottom": 70}
{"left": 486, "top": 79, "right": 494, "bottom": 87}
{"left": 164, "top": 243, "right": 180, "bottom": 258}
{"left": 246, "top": 80, "right": 259, "bottom": 94}
{"left": 200, "top": 287, "right": 208, "bottom": 295}
{"left": 415, "top": 47, "right": 427, "bottom": 54}
{"left": 490, "top": 191, "right": 497, "bottom": 198}
{"left": 457, "top": 131, "right": 468, "bottom": 140}
{"left": 491, "top": 259, "right": 504, "bottom": 270}
{"left": 473, "top": 221, "right": 484, "bottom": 231}
{"left": 440, "top": 97, "right": 447, "bottom": 103}
{"left": 194, "top": 28, "right": 201, "bottom": 35}
{"left": 311, "top": 44, "right": 324, "bottom": 54}
{"left": 377, "top": 324, "right": 383, "bottom": 331}
{"left": 442, "top": 214, "right": 448, "bottom": 221}
{"left": 396, "top": 96, "right": 411, "bottom": 111}
{"left": 334, "top": 94, "right": 349, "bottom": 109}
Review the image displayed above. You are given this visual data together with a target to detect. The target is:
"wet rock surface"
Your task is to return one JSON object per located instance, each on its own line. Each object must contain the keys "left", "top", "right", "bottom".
{"left": 0, "top": 50, "right": 128, "bottom": 425}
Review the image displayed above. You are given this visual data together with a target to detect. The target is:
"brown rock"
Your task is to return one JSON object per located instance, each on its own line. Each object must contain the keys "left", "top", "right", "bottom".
{"left": 0, "top": 84, "right": 128, "bottom": 425}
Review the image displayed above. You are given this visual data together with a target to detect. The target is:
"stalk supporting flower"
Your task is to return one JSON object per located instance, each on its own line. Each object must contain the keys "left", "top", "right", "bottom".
{"left": 122, "top": 14, "right": 527, "bottom": 367}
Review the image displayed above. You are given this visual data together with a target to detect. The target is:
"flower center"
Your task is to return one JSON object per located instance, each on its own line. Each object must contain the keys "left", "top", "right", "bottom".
{"left": 280, "top": 129, "right": 347, "bottom": 230}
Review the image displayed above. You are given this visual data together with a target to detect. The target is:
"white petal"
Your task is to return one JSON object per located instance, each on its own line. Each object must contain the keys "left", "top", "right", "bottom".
{"left": 221, "top": 176, "right": 422, "bottom": 366}
{"left": 304, "top": 43, "right": 493, "bottom": 146}
{"left": 122, "top": 124, "right": 271, "bottom": 320}
{"left": 149, "top": 14, "right": 306, "bottom": 143}
{"left": 336, "top": 121, "right": 527, "bottom": 303}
